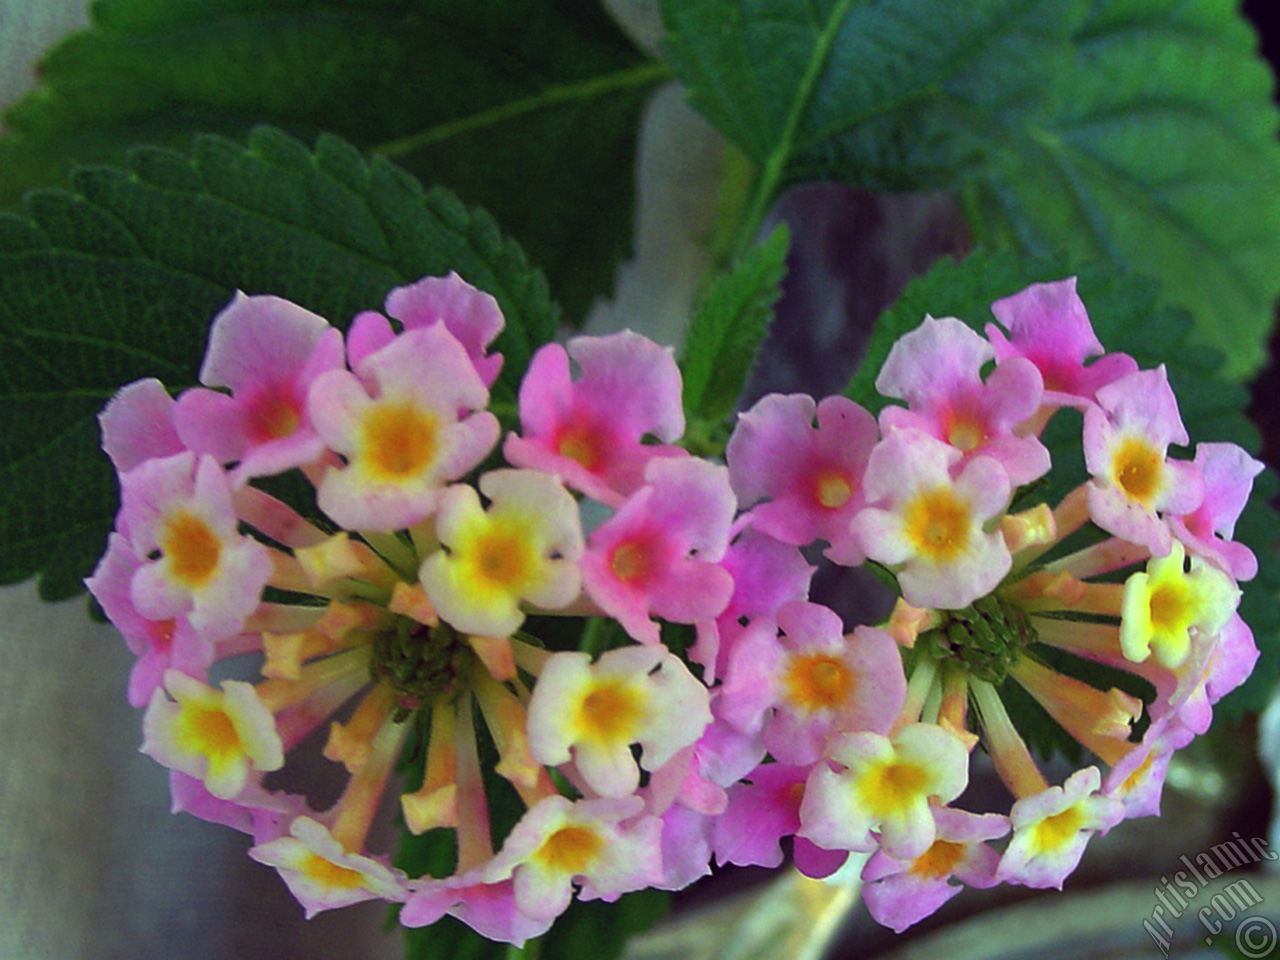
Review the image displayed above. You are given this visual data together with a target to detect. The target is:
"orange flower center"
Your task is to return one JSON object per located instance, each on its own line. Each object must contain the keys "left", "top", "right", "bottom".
{"left": 362, "top": 402, "right": 439, "bottom": 481}
{"left": 1111, "top": 437, "right": 1163, "bottom": 505}
{"left": 783, "top": 653, "right": 854, "bottom": 712}
{"left": 578, "top": 680, "right": 644, "bottom": 743}
{"left": 903, "top": 489, "right": 971, "bottom": 561}
{"left": 535, "top": 825, "right": 604, "bottom": 874}
{"left": 163, "top": 511, "right": 222, "bottom": 587}
{"left": 301, "top": 853, "right": 367, "bottom": 890}
{"left": 911, "top": 839, "right": 967, "bottom": 879}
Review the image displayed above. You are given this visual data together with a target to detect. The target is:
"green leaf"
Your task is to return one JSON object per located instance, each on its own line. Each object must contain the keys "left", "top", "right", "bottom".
{"left": 0, "top": 0, "right": 666, "bottom": 323}
{"left": 662, "top": 0, "right": 1280, "bottom": 376}
{"left": 966, "top": 0, "right": 1280, "bottom": 379}
{"left": 848, "top": 249, "right": 1280, "bottom": 735}
{"left": 0, "top": 126, "right": 558, "bottom": 600}
{"left": 680, "top": 223, "right": 789, "bottom": 425}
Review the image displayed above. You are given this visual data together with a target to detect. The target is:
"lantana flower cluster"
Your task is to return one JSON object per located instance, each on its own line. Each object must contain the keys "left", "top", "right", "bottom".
{"left": 90, "top": 272, "right": 1261, "bottom": 939}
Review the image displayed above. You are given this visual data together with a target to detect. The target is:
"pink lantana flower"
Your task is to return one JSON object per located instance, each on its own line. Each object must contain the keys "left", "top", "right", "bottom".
{"left": 997, "top": 767, "right": 1125, "bottom": 889}
{"left": 503, "top": 331, "right": 687, "bottom": 506}
{"left": 986, "top": 277, "right": 1138, "bottom": 408}
{"left": 861, "top": 806, "right": 1008, "bottom": 932}
{"left": 717, "top": 603, "right": 905, "bottom": 764}
{"left": 851, "top": 431, "right": 1012, "bottom": 610}
{"left": 712, "top": 763, "right": 846, "bottom": 876}
{"left": 86, "top": 532, "right": 215, "bottom": 707}
{"left": 483, "top": 796, "right": 664, "bottom": 922}
{"left": 1168, "top": 442, "right": 1264, "bottom": 580}
{"left": 876, "top": 315, "right": 1050, "bottom": 485}
{"left": 346, "top": 272, "right": 504, "bottom": 387}
{"left": 580, "top": 457, "right": 737, "bottom": 645}
{"left": 142, "top": 670, "right": 284, "bottom": 800}
{"left": 99, "top": 378, "right": 185, "bottom": 474}
{"left": 248, "top": 816, "right": 409, "bottom": 918}
{"left": 120, "top": 452, "right": 272, "bottom": 640}
{"left": 689, "top": 523, "right": 814, "bottom": 681}
{"left": 402, "top": 868, "right": 554, "bottom": 946}
{"left": 799, "top": 723, "right": 970, "bottom": 860}
{"left": 527, "top": 645, "right": 711, "bottom": 798}
{"left": 726, "top": 393, "right": 877, "bottom": 563}
{"left": 308, "top": 324, "right": 499, "bottom": 531}
{"left": 174, "top": 292, "right": 345, "bottom": 482}
{"left": 1102, "top": 718, "right": 1195, "bottom": 818}
{"left": 1082, "top": 365, "right": 1203, "bottom": 555}
{"left": 419, "top": 469, "right": 584, "bottom": 638}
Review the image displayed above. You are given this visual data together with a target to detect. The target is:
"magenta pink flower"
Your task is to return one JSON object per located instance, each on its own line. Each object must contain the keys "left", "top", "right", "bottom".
{"left": 1168, "top": 442, "right": 1264, "bottom": 580}
{"left": 86, "top": 532, "right": 215, "bottom": 707}
{"left": 99, "top": 378, "right": 185, "bottom": 474}
{"left": 402, "top": 868, "right": 553, "bottom": 946}
{"left": 688, "top": 523, "right": 814, "bottom": 681}
{"left": 876, "top": 316, "right": 1049, "bottom": 485}
{"left": 308, "top": 324, "right": 498, "bottom": 531}
{"left": 987, "top": 277, "right": 1138, "bottom": 408}
{"left": 861, "top": 806, "right": 1008, "bottom": 932}
{"left": 726, "top": 393, "right": 878, "bottom": 563}
{"left": 504, "top": 331, "right": 687, "bottom": 506}
{"left": 718, "top": 603, "right": 905, "bottom": 764}
{"left": 580, "top": 458, "right": 737, "bottom": 644}
{"left": 119, "top": 452, "right": 273, "bottom": 640}
{"left": 346, "top": 272, "right": 504, "bottom": 387}
{"left": 174, "top": 293, "right": 344, "bottom": 481}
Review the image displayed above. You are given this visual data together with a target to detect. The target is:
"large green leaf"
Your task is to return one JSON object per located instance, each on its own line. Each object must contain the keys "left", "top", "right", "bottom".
{"left": 0, "top": 0, "right": 665, "bottom": 323}
{"left": 0, "top": 126, "right": 558, "bottom": 601}
{"left": 661, "top": 0, "right": 1280, "bottom": 377}
{"left": 846, "top": 249, "right": 1280, "bottom": 731}
{"left": 967, "top": 0, "right": 1280, "bottom": 379}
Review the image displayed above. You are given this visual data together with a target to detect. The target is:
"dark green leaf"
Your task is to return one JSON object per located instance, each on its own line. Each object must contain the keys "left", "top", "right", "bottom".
{"left": 680, "top": 223, "right": 789, "bottom": 425}
{"left": 0, "top": 0, "right": 665, "bottom": 323}
{"left": 662, "top": 0, "right": 1280, "bottom": 376}
{"left": 0, "top": 127, "right": 557, "bottom": 600}
{"left": 966, "top": 0, "right": 1280, "bottom": 379}
{"left": 541, "top": 889, "right": 670, "bottom": 960}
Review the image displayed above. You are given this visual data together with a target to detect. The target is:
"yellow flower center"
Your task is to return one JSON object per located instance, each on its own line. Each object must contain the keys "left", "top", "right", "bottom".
{"left": 578, "top": 680, "right": 644, "bottom": 744}
{"left": 181, "top": 705, "right": 241, "bottom": 760}
{"left": 362, "top": 402, "right": 439, "bottom": 481}
{"left": 1118, "top": 752, "right": 1156, "bottom": 796}
{"left": 783, "top": 654, "right": 854, "bottom": 712}
{"left": 1032, "top": 805, "right": 1083, "bottom": 854}
{"left": 301, "top": 853, "right": 367, "bottom": 890}
{"left": 163, "top": 512, "right": 222, "bottom": 588}
{"left": 535, "top": 825, "right": 605, "bottom": 874}
{"left": 812, "top": 469, "right": 853, "bottom": 509}
{"left": 1148, "top": 580, "right": 1193, "bottom": 636}
{"left": 903, "top": 488, "right": 971, "bottom": 561}
{"left": 859, "top": 760, "right": 931, "bottom": 819}
{"left": 911, "top": 839, "right": 967, "bottom": 879}
{"left": 1111, "top": 437, "right": 1163, "bottom": 505}
{"left": 947, "top": 416, "right": 985, "bottom": 452}
{"left": 466, "top": 519, "right": 538, "bottom": 594}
